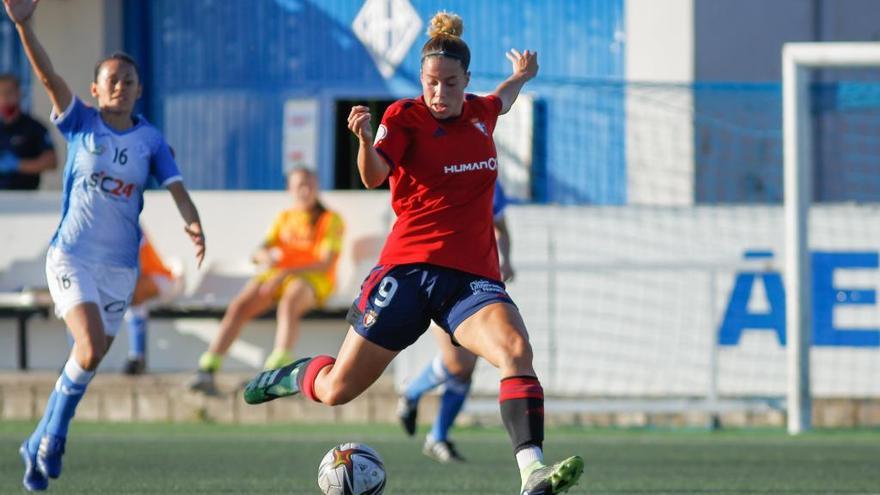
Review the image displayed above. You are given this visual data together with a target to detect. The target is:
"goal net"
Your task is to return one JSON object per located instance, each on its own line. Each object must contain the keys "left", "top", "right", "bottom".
{"left": 394, "top": 51, "right": 880, "bottom": 428}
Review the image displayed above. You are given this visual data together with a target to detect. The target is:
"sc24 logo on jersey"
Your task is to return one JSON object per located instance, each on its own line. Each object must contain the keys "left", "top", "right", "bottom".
{"left": 88, "top": 171, "right": 136, "bottom": 199}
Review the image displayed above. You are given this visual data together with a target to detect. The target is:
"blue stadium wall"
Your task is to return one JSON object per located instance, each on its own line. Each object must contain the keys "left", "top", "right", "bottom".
{"left": 122, "top": 0, "right": 626, "bottom": 202}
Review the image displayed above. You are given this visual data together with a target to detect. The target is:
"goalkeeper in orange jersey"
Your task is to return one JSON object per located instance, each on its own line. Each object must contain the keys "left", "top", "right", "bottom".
{"left": 121, "top": 230, "right": 182, "bottom": 374}
{"left": 189, "top": 167, "right": 344, "bottom": 395}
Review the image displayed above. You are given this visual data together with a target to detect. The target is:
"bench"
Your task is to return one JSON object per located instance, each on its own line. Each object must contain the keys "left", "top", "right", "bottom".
{"left": 0, "top": 190, "right": 391, "bottom": 370}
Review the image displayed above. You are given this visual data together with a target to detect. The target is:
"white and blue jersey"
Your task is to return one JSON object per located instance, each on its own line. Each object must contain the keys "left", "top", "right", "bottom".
{"left": 50, "top": 97, "right": 182, "bottom": 268}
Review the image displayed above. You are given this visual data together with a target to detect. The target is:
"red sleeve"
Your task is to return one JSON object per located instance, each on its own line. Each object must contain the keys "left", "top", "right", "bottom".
{"left": 373, "top": 100, "right": 412, "bottom": 170}
{"left": 476, "top": 94, "right": 503, "bottom": 134}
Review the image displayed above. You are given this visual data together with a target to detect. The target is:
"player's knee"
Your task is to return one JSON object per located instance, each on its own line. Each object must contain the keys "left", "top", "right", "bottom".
{"left": 500, "top": 334, "right": 533, "bottom": 368}
{"left": 226, "top": 296, "right": 250, "bottom": 318}
{"left": 320, "top": 386, "right": 355, "bottom": 406}
{"left": 77, "top": 344, "right": 106, "bottom": 370}
{"left": 279, "top": 292, "right": 310, "bottom": 315}
{"left": 318, "top": 375, "right": 359, "bottom": 406}
{"left": 281, "top": 284, "right": 314, "bottom": 312}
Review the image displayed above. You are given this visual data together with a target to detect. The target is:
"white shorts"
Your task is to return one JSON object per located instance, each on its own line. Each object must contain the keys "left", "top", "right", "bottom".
{"left": 46, "top": 247, "right": 138, "bottom": 337}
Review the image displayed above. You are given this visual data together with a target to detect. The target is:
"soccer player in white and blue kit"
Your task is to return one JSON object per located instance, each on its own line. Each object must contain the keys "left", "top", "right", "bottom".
{"left": 4, "top": 0, "right": 207, "bottom": 491}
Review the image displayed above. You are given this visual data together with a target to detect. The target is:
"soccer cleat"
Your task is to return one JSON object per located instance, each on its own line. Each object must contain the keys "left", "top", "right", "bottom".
{"left": 422, "top": 437, "right": 466, "bottom": 464}
{"left": 243, "top": 358, "right": 310, "bottom": 404}
{"left": 396, "top": 396, "right": 418, "bottom": 436}
{"left": 36, "top": 434, "right": 65, "bottom": 479}
{"left": 188, "top": 370, "right": 219, "bottom": 396}
{"left": 19, "top": 441, "right": 48, "bottom": 491}
{"left": 123, "top": 357, "right": 146, "bottom": 375}
{"left": 520, "top": 456, "right": 584, "bottom": 495}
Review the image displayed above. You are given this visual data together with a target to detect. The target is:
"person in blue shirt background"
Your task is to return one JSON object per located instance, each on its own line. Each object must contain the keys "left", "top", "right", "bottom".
{"left": 4, "top": 0, "right": 206, "bottom": 491}
{"left": 0, "top": 72, "right": 56, "bottom": 190}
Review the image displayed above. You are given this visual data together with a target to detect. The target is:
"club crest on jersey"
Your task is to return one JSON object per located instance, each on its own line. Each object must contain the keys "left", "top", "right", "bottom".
{"left": 373, "top": 125, "right": 388, "bottom": 145}
{"left": 363, "top": 309, "right": 379, "bottom": 327}
{"left": 471, "top": 118, "right": 488, "bottom": 136}
{"left": 81, "top": 133, "right": 107, "bottom": 155}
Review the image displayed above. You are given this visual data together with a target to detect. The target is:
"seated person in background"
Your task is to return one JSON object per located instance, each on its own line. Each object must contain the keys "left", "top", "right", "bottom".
{"left": 189, "top": 167, "right": 344, "bottom": 394}
{"left": 0, "top": 73, "right": 56, "bottom": 190}
{"left": 122, "top": 229, "right": 182, "bottom": 375}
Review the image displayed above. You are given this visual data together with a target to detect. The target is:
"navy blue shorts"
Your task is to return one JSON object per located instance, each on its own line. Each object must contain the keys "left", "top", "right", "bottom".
{"left": 346, "top": 263, "right": 516, "bottom": 351}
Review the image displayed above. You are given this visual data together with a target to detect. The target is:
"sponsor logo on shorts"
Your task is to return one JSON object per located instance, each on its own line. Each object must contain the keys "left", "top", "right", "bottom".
{"left": 363, "top": 309, "right": 379, "bottom": 327}
{"left": 103, "top": 300, "right": 127, "bottom": 313}
{"left": 470, "top": 280, "right": 504, "bottom": 294}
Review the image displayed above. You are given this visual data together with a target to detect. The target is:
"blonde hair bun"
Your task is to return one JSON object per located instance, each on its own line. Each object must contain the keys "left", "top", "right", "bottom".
{"left": 427, "top": 11, "right": 463, "bottom": 38}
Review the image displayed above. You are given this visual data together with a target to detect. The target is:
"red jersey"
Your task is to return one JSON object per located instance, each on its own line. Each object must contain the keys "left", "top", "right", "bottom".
{"left": 374, "top": 94, "right": 503, "bottom": 281}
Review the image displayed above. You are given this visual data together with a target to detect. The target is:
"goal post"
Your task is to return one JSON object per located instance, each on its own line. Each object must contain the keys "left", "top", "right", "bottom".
{"left": 782, "top": 42, "right": 880, "bottom": 435}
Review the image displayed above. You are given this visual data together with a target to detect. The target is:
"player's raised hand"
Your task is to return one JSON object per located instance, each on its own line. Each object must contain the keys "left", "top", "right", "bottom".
{"left": 185, "top": 222, "right": 206, "bottom": 269}
{"left": 3, "top": 0, "right": 38, "bottom": 24}
{"left": 506, "top": 49, "right": 539, "bottom": 81}
{"left": 348, "top": 106, "right": 374, "bottom": 143}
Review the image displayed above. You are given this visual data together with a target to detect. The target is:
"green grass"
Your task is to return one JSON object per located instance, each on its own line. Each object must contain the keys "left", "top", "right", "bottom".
{"left": 2, "top": 421, "right": 879, "bottom": 494}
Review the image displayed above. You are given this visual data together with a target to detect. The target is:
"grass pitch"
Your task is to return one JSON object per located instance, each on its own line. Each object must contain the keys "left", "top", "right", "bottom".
{"left": 1, "top": 421, "right": 879, "bottom": 494}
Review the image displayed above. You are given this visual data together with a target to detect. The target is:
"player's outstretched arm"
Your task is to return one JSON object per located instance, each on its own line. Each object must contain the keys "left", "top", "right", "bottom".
{"left": 347, "top": 105, "right": 389, "bottom": 189}
{"left": 4, "top": 0, "right": 73, "bottom": 114}
{"left": 493, "top": 49, "right": 539, "bottom": 115}
{"left": 167, "top": 182, "right": 206, "bottom": 269}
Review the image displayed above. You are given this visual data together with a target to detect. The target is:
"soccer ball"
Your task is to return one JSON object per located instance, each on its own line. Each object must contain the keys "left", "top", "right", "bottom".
{"left": 317, "top": 442, "right": 386, "bottom": 495}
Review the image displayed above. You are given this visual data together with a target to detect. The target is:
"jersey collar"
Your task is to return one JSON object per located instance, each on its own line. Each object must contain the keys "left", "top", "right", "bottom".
{"left": 418, "top": 95, "right": 473, "bottom": 124}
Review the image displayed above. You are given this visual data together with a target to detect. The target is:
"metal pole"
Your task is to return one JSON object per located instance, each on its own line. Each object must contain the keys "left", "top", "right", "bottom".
{"left": 17, "top": 313, "right": 29, "bottom": 370}
{"left": 780, "top": 42, "right": 880, "bottom": 434}
{"left": 783, "top": 45, "right": 813, "bottom": 434}
{"left": 708, "top": 270, "right": 720, "bottom": 430}
{"left": 547, "top": 234, "right": 557, "bottom": 390}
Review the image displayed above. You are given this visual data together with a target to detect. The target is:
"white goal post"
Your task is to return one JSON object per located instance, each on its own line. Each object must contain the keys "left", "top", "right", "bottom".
{"left": 783, "top": 42, "right": 880, "bottom": 435}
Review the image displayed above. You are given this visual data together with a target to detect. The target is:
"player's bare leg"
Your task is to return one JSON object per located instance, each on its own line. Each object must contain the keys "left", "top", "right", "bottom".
{"left": 455, "top": 302, "right": 583, "bottom": 494}
{"left": 210, "top": 280, "right": 275, "bottom": 355}
{"left": 190, "top": 280, "right": 274, "bottom": 394}
{"left": 22, "top": 303, "right": 109, "bottom": 490}
{"left": 264, "top": 279, "right": 315, "bottom": 369}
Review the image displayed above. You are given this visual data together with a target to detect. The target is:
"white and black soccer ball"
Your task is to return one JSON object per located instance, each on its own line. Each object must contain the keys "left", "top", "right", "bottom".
{"left": 317, "top": 442, "right": 386, "bottom": 495}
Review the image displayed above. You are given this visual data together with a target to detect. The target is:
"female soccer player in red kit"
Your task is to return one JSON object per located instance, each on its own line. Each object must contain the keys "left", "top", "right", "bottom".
{"left": 245, "top": 11, "right": 583, "bottom": 494}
